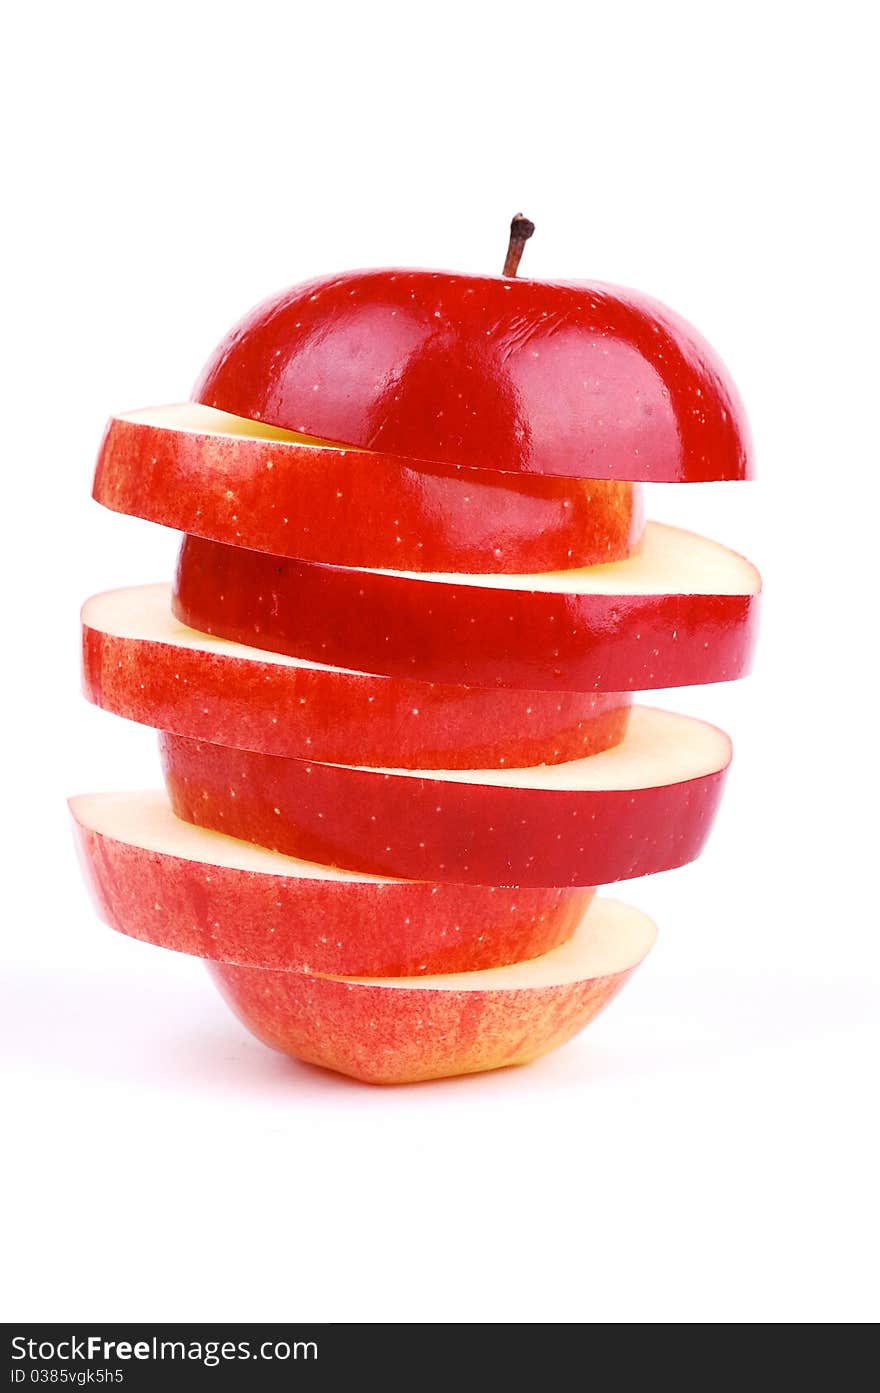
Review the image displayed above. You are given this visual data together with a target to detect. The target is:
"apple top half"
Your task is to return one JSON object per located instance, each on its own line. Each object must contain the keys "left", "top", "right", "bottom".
{"left": 194, "top": 269, "right": 752, "bottom": 483}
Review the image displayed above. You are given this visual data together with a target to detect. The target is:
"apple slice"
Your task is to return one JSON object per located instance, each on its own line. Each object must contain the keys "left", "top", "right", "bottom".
{"left": 173, "top": 523, "right": 761, "bottom": 692}
{"left": 82, "top": 585, "right": 631, "bottom": 768}
{"left": 207, "top": 896, "right": 657, "bottom": 1084}
{"left": 160, "top": 707, "right": 731, "bottom": 887}
{"left": 70, "top": 791, "right": 594, "bottom": 976}
{"left": 94, "top": 403, "right": 643, "bottom": 574}
{"left": 195, "top": 267, "right": 752, "bottom": 482}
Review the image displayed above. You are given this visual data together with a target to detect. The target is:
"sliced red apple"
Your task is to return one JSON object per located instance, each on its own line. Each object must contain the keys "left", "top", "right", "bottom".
{"left": 173, "top": 523, "right": 760, "bottom": 692}
{"left": 94, "top": 403, "right": 643, "bottom": 574}
{"left": 82, "top": 585, "right": 631, "bottom": 768}
{"left": 208, "top": 895, "right": 657, "bottom": 1084}
{"left": 160, "top": 707, "right": 731, "bottom": 888}
{"left": 195, "top": 267, "right": 752, "bottom": 482}
{"left": 70, "top": 791, "right": 594, "bottom": 976}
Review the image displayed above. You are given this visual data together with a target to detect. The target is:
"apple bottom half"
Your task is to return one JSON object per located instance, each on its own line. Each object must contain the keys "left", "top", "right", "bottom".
{"left": 207, "top": 898, "right": 657, "bottom": 1084}
{"left": 69, "top": 791, "right": 595, "bottom": 976}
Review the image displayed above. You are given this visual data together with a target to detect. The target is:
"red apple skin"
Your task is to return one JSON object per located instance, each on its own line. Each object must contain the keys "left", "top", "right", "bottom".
{"left": 159, "top": 732, "right": 730, "bottom": 888}
{"left": 173, "top": 534, "right": 759, "bottom": 693}
{"left": 195, "top": 269, "right": 752, "bottom": 483}
{"left": 94, "top": 412, "right": 643, "bottom": 574}
{"left": 71, "top": 810, "right": 593, "bottom": 975}
{"left": 207, "top": 957, "right": 637, "bottom": 1084}
{"left": 82, "top": 607, "right": 632, "bottom": 768}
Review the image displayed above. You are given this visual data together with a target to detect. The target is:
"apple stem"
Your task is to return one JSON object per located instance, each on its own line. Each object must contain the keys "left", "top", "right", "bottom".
{"left": 502, "top": 214, "right": 535, "bottom": 277}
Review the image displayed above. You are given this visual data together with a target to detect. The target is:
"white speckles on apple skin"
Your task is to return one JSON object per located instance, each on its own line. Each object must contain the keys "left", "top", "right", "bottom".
{"left": 73, "top": 802, "right": 594, "bottom": 978}
{"left": 207, "top": 948, "right": 640, "bottom": 1085}
{"left": 194, "top": 267, "right": 751, "bottom": 490}
{"left": 96, "top": 408, "right": 644, "bottom": 575}
{"left": 86, "top": 596, "right": 637, "bottom": 772}
{"left": 159, "top": 710, "right": 730, "bottom": 889}
{"left": 172, "top": 527, "right": 759, "bottom": 694}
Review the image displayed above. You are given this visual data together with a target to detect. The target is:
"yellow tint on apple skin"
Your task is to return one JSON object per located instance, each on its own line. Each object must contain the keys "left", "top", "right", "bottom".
{"left": 209, "top": 899, "right": 657, "bottom": 1085}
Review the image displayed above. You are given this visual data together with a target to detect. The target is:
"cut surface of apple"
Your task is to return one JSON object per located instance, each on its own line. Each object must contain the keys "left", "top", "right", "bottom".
{"left": 208, "top": 896, "right": 657, "bottom": 1084}
{"left": 82, "top": 585, "right": 632, "bottom": 768}
{"left": 160, "top": 707, "right": 731, "bottom": 887}
{"left": 70, "top": 791, "right": 594, "bottom": 975}
{"left": 173, "top": 523, "right": 760, "bottom": 692}
{"left": 94, "top": 403, "right": 643, "bottom": 574}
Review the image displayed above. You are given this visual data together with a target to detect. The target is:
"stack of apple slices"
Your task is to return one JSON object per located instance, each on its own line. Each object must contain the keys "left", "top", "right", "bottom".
{"left": 73, "top": 263, "right": 759, "bottom": 1084}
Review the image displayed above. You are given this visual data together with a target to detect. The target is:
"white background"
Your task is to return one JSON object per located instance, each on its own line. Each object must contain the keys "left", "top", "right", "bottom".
{"left": 2, "top": 0, "right": 877, "bottom": 1324}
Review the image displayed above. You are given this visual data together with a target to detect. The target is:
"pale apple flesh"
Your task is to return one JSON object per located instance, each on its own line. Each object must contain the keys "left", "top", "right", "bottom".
{"left": 94, "top": 403, "right": 643, "bottom": 574}
{"left": 75, "top": 263, "right": 758, "bottom": 1087}
{"left": 160, "top": 707, "right": 732, "bottom": 887}
{"left": 81, "top": 585, "right": 632, "bottom": 769}
{"left": 173, "top": 523, "right": 761, "bottom": 691}
{"left": 208, "top": 896, "right": 657, "bottom": 1084}
{"left": 69, "top": 791, "right": 594, "bottom": 976}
